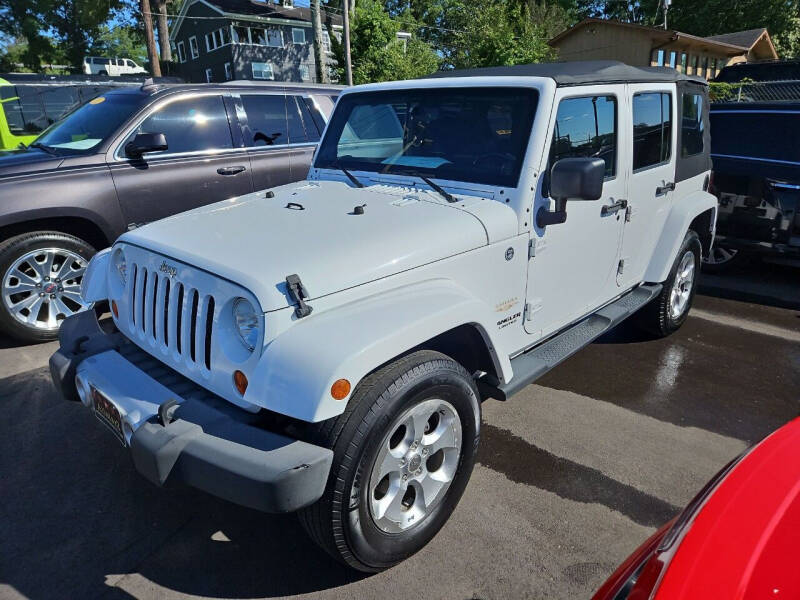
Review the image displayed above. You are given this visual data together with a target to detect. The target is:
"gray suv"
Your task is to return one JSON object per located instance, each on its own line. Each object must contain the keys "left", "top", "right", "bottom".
{"left": 0, "top": 81, "right": 341, "bottom": 342}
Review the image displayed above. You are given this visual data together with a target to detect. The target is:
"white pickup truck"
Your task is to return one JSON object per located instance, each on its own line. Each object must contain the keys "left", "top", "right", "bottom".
{"left": 50, "top": 61, "right": 716, "bottom": 572}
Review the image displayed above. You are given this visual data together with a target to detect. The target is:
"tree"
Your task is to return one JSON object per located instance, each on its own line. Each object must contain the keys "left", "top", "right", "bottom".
{"left": 91, "top": 24, "right": 147, "bottom": 64}
{"left": 312, "top": 0, "right": 329, "bottom": 83}
{"left": 140, "top": 0, "right": 162, "bottom": 76}
{"left": 666, "top": 0, "right": 795, "bottom": 40}
{"left": 333, "top": 0, "right": 439, "bottom": 84}
{"left": 0, "top": 0, "right": 57, "bottom": 70}
{"left": 441, "top": 1, "right": 556, "bottom": 70}
{"left": 152, "top": 0, "right": 172, "bottom": 61}
{"left": 45, "top": 0, "right": 125, "bottom": 70}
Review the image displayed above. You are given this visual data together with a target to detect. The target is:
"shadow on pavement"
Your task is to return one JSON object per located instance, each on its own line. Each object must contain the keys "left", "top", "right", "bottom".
{"left": 0, "top": 367, "right": 365, "bottom": 599}
{"left": 698, "top": 259, "right": 800, "bottom": 311}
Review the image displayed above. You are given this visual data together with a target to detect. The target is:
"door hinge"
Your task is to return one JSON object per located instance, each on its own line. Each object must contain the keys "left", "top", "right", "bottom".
{"left": 529, "top": 238, "right": 546, "bottom": 259}
{"left": 524, "top": 300, "right": 542, "bottom": 321}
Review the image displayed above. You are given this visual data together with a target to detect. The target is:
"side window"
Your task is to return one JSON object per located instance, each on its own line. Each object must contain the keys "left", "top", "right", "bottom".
{"left": 240, "top": 94, "right": 288, "bottom": 147}
{"left": 632, "top": 92, "right": 672, "bottom": 171}
{"left": 303, "top": 97, "right": 327, "bottom": 134}
{"left": 681, "top": 93, "right": 705, "bottom": 157}
{"left": 295, "top": 96, "right": 321, "bottom": 142}
{"left": 286, "top": 95, "right": 308, "bottom": 144}
{"left": 550, "top": 95, "right": 617, "bottom": 178}
{"left": 126, "top": 95, "right": 232, "bottom": 156}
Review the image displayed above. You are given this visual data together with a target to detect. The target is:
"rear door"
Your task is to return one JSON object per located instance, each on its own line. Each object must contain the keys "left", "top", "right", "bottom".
{"left": 109, "top": 92, "right": 253, "bottom": 227}
{"left": 236, "top": 92, "right": 295, "bottom": 191}
{"left": 285, "top": 93, "right": 324, "bottom": 181}
{"left": 617, "top": 84, "right": 677, "bottom": 289}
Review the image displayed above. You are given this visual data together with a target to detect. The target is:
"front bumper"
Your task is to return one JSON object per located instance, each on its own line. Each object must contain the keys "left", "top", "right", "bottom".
{"left": 49, "top": 311, "right": 333, "bottom": 513}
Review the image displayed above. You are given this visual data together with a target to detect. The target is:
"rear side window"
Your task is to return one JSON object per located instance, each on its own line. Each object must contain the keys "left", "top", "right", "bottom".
{"left": 127, "top": 95, "right": 233, "bottom": 155}
{"left": 295, "top": 96, "right": 321, "bottom": 141}
{"left": 286, "top": 95, "right": 308, "bottom": 144}
{"left": 632, "top": 92, "right": 672, "bottom": 171}
{"left": 681, "top": 93, "right": 705, "bottom": 157}
{"left": 550, "top": 95, "right": 617, "bottom": 178}
{"left": 303, "top": 97, "right": 327, "bottom": 134}
{"left": 241, "top": 94, "right": 288, "bottom": 147}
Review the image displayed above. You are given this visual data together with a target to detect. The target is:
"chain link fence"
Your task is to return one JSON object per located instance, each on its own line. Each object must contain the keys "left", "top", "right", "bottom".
{"left": 710, "top": 79, "right": 800, "bottom": 103}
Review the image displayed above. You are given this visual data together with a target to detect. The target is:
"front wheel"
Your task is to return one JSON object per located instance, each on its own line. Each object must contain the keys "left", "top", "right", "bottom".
{"left": 0, "top": 231, "right": 95, "bottom": 343}
{"left": 299, "top": 350, "right": 480, "bottom": 572}
{"left": 702, "top": 244, "right": 740, "bottom": 273}
{"left": 636, "top": 229, "right": 701, "bottom": 337}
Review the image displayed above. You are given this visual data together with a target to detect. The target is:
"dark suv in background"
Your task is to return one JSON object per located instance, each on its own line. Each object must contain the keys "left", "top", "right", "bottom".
{"left": 0, "top": 80, "right": 342, "bottom": 342}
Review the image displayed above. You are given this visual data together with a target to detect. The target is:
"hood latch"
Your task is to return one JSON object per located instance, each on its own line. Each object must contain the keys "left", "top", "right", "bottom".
{"left": 285, "top": 274, "right": 313, "bottom": 318}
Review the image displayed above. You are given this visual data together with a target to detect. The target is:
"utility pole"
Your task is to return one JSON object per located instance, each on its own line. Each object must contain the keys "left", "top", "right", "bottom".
{"left": 663, "top": 0, "right": 670, "bottom": 30}
{"left": 141, "top": 0, "right": 162, "bottom": 76}
{"left": 343, "top": 0, "right": 353, "bottom": 86}
{"left": 312, "top": 0, "right": 328, "bottom": 83}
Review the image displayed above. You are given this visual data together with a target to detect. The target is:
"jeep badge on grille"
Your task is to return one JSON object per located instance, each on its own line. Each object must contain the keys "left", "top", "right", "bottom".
{"left": 159, "top": 261, "right": 177, "bottom": 278}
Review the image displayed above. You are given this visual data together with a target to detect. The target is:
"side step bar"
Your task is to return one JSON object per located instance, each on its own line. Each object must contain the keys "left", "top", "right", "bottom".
{"left": 480, "top": 284, "right": 662, "bottom": 401}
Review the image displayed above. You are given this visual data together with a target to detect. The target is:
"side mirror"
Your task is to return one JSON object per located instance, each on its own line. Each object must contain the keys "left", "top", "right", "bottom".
{"left": 125, "top": 132, "right": 168, "bottom": 157}
{"left": 537, "top": 158, "right": 606, "bottom": 228}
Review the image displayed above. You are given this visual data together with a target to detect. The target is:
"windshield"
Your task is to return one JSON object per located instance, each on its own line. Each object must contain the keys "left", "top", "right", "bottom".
{"left": 315, "top": 87, "right": 538, "bottom": 188}
{"left": 33, "top": 92, "right": 145, "bottom": 154}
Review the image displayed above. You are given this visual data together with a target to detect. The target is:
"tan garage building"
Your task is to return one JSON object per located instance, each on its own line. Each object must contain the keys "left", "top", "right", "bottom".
{"left": 549, "top": 19, "right": 778, "bottom": 80}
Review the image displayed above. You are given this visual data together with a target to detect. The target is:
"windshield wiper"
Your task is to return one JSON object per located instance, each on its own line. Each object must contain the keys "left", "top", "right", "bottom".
{"left": 29, "top": 142, "right": 59, "bottom": 156}
{"left": 405, "top": 172, "right": 457, "bottom": 203}
{"left": 339, "top": 166, "right": 364, "bottom": 188}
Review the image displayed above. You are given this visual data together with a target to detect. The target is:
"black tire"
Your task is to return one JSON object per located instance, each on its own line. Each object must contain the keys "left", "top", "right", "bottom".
{"left": 637, "top": 229, "right": 701, "bottom": 338}
{"left": 299, "top": 350, "right": 481, "bottom": 572}
{"left": 0, "top": 231, "right": 96, "bottom": 343}
{"left": 701, "top": 244, "right": 741, "bottom": 274}
{"left": 98, "top": 70, "right": 108, "bottom": 76}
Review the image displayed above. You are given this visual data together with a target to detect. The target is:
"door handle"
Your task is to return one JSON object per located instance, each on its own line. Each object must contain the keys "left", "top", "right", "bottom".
{"left": 601, "top": 198, "right": 628, "bottom": 216}
{"left": 217, "top": 165, "right": 246, "bottom": 176}
{"left": 656, "top": 182, "right": 675, "bottom": 195}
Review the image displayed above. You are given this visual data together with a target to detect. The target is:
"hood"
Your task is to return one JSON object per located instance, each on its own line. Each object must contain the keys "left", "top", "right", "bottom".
{"left": 121, "top": 180, "right": 515, "bottom": 311}
{"left": 0, "top": 148, "right": 64, "bottom": 176}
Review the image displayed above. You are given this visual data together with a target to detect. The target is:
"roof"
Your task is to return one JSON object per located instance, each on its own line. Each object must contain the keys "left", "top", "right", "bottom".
{"left": 424, "top": 60, "right": 707, "bottom": 86}
{"left": 706, "top": 28, "right": 767, "bottom": 49}
{"left": 549, "top": 18, "right": 756, "bottom": 56}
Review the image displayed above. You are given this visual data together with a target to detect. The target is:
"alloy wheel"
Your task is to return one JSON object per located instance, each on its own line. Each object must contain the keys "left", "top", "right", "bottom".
{"left": 669, "top": 250, "right": 695, "bottom": 320}
{"left": 368, "top": 398, "right": 462, "bottom": 534}
{"left": 2, "top": 247, "right": 90, "bottom": 331}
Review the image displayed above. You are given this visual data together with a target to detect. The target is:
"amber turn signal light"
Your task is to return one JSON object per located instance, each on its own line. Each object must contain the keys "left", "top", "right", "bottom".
{"left": 111, "top": 300, "right": 119, "bottom": 318}
{"left": 233, "top": 370, "right": 248, "bottom": 395}
{"left": 331, "top": 379, "right": 351, "bottom": 400}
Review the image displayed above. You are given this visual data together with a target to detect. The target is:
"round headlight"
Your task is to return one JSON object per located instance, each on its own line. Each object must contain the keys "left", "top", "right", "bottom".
{"left": 112, "top": 248, "right": 127, "bottom": 284}
{"left": 232, "top": 298, "right": 260, "bottom": 351}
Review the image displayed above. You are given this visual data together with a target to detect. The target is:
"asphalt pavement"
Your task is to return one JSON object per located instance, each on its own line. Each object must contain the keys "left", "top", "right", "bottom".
{"left": 1, "top": 261, "right": 798, "bottom": 600}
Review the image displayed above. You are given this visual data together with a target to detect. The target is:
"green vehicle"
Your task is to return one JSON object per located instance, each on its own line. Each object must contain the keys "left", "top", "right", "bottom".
{"left": 0, "top": 75, "right": 155, "bottom": 151}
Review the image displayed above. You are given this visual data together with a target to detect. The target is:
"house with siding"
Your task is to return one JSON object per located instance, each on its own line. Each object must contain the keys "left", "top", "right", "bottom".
{"left": 169, "top": 0, "right": 343, "bottom": 83}
{"left": 549, "top": 19, "right": 778, "bottom": 80}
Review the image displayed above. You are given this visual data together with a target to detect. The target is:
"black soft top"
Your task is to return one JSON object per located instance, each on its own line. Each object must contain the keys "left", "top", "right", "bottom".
{"left": 424, "top": 60, "right": 707, "bottom": 87}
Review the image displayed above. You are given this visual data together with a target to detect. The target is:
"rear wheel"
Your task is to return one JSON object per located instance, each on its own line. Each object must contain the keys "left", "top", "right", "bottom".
{"left": 702, "top": 244, "right": 740, "bottom": 273}
{"left": 299, "top": 350, "right": 480, "bottom": 572}
{"left": 637, "top": 230, "right": 701, "bottom": 337}
{"left": 0, "top": 232, "right": 95, "bottom": 343}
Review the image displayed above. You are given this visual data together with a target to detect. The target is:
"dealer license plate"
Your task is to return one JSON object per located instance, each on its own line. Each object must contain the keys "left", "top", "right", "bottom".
{"left": 91, "top": 386, "right": 125, "bottom": 445}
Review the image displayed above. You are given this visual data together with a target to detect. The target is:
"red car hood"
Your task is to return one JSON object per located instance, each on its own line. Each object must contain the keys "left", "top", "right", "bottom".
{"left": 656, "top": 417, "right": 800, "bottom": 598}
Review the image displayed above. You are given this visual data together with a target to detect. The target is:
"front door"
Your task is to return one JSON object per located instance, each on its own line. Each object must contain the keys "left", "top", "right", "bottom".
{"left": 617, "top": 84, "right": 677, "bottom": 289}
{"left": 109, "top": 93, "right": 252, "bottom": 227}
{"left": 525, "top": 88, "right": 627, "bottom": 339}
{"left": 236, "top": 92, "right": 295, "bottom": 191}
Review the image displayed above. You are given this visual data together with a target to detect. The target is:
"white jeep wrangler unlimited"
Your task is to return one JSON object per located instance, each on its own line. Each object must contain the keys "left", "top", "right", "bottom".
{"left": 50, "top": 61, "right": 716, "bottom": 571}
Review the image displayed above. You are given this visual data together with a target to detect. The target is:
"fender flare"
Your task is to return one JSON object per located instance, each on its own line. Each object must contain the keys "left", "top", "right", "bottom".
{"left": 248, "top": 279, "right": 510, "bottom": 422}
{"left": 644, "top": 190, "right": 717, "bottom": 283}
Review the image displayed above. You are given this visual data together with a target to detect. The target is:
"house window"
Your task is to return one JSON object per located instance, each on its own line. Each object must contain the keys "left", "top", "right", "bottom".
{"left": 252, "top": 62, "right": 274, "bottom": 80}
{"left": 550, "top": 95, "right": 617, "bottom": 178}
{"left": 224, "top": 62, "right": 233, "bottom": 80}
{"left": 300, "top": 64, "right": 310, "bottom": 81}
{"left": 652, "top": 49, "right": 664, "bottom": 67}
{"left": 189, "top": 36, "right": 199, "bottom": 59}
{"left": 233, "top": 25, "right": 250, "bottom": 43}
{"left": 668, "top": 51, "right": 677, "bottom": 69}
{"left": 177, "top": 41, "right": 187, "bottom": 63}
{"left": 266, "top": 28, "right": 283, "bottom": 47}
{"left": 680, "top": 53, "right": 688, "bottom": 73}
{"left": 283, "top": 0, "right": 293, "bottom": 7}
{"left": 321, "top": 29, "right": 332, "bottom": 53}
{"left": 292, "top": 28, "right": 306, "bottom": 44}
{"left": 205, "top": 68, "right": 213, "bottom": 83}
{"left": 701, "top": 56, "right": 709, "bottom": 77}
{"left": 632, "top": 92, "right": 672, "bottom": 171}
{"left": 205, "top": 27, "right": 231, "bottom": 52}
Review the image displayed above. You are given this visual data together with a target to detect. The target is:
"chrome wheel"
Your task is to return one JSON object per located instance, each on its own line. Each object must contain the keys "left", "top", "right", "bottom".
{"left": 669, "top": 250, "right": 695, "bottom": 320}
{"left": 2, "top": 247, "right": 90, "bottom": 331}
{"left": 704, "top": 245, "right": 738, "bottom": 266}
{"left": 369, "top": 398, "right": 462, "bottom": 534}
